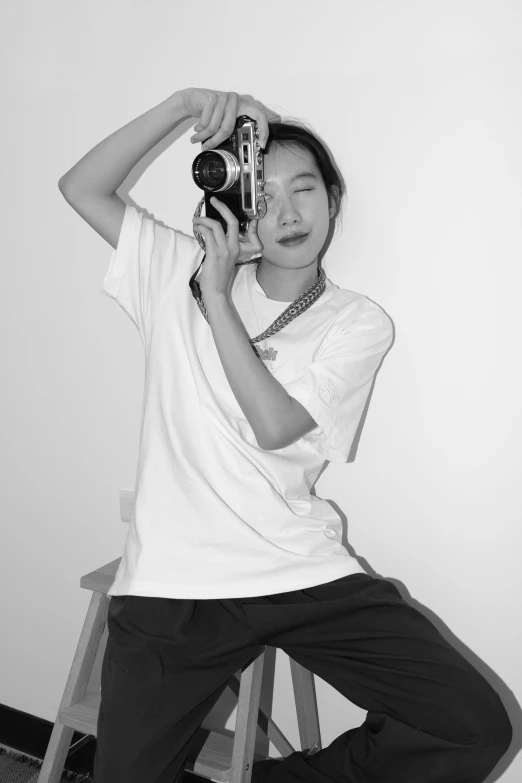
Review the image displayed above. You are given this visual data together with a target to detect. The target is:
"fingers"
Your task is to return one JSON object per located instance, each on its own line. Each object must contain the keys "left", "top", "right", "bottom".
{"left": 239, "top": 219, "right": 257, "bottom": 241}
{"left": 266, "top": 109, "right": 282, "bottom": 123}
{"left": 192, "top": 223, "right": 219, "bottom": 257}
{"left": 245, "top": 219, "right": 263, "bottom": 253}
{"left": 239, "top": 94, "right": 281, "bottom": 124}
{"left": 238, "top": 94, "right": 278, "bottom": 149}
{"left": 192, "top": 91, "right": 217, "bottom": 133}
{"left": 237, "top": 218, "right": 263, "bottom": 262}
{"left": 201, "top": 92, "right": 239, "bottom": 151}
{"left": 209, "top": 197, "right": 239, "bottom": 235}
{"left": 193, "top": 198, "right": 239, "bottom": 254}
{"left": 190, "top": 90, "right": 277, "bottom": 152}
{"left": 191, "top": 92, "right": 237, "bottom": 150}
{"left": 190, "top": 91, "right": 226, "bottom": 144}
{"left": 239, "top": 219, "right": 258, "bottom": 242}
{"left": 197, "top": 200, "right": 263, "bottom": 265}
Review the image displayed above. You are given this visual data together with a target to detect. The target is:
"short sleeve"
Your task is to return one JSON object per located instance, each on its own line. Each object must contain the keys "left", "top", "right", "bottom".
{"left": 101, "top": 203, "right": 202, "bottom": 342}
{"left": 283, "top": 303, "right": 393, "bottom": 463}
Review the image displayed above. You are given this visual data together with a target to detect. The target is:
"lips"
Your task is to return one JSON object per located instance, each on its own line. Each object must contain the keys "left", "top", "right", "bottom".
{"left": 277, "top": 232, "right": 309, "bottom": 246}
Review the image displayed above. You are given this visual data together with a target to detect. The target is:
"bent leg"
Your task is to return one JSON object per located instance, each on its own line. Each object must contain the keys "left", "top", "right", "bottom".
{"left": 246, "top": 574, "right": 512, "bottom": 783}
{"left": 94, "top": 594, "right": 262, "bottom": 783}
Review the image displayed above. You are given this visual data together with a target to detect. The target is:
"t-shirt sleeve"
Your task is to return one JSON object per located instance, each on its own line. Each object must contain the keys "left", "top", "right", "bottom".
{"left": 100, "top": 203, "right": 202, "bottom": 342}
{"left": 283, "top": 302, "right": 394, "bottom": 463}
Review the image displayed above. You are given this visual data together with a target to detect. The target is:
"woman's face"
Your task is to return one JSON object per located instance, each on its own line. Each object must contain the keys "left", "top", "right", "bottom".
{"left": 255, "top": 144, "right": 333, "bottom": 267}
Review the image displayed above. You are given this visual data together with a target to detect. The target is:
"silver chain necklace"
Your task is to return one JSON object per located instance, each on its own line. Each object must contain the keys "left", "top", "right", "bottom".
{"left": 189, "top": 259, "right": 326, "bottom": 358}
{"left": 189, "top": 198, "right": 327, "bottom": 358}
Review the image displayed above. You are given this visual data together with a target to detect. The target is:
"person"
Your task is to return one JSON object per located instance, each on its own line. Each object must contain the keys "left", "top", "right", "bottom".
{"left": 58, "top": 88, "right": 512, "bottom": 783}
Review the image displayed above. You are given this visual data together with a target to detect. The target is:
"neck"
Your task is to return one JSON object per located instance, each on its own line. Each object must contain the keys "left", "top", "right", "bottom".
{"left": 256, "top": 256, "right": 319, "bottom": 302}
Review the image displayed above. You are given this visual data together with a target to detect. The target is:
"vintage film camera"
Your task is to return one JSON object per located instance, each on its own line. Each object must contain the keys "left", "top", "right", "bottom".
{"left": 191, "top": 115, "right": 267, "bottom": 241}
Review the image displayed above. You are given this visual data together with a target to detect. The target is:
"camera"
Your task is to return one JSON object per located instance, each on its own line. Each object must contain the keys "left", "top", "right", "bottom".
{"left": 191, "top": 115, "right": 266, "bottom": 236}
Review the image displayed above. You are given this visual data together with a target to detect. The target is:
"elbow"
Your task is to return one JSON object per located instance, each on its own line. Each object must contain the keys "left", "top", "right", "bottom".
{"left": 58, "top": 176, "right": 76, "bottom": 200}
{"left": 58, "top": 173, "right": 72, "bottom": 192}
{"left": 259, "top": 428, "right": 309, "bottom": 452}
{"left": 58, "top": 173, "right": 87, "bottom": 200}
{"left": 256, "top": 430, "right": 277, "bottom": 451}
{"left": 258, "top": 433, "right": 287, "bottom": 451}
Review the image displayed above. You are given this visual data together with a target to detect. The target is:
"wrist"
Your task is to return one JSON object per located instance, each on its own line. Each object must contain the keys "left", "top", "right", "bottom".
{"left": 200, "top": 287, "right": 230, "bottom": 304}
{"left": 165, "top": 89, "right": 191, "bottom": 123}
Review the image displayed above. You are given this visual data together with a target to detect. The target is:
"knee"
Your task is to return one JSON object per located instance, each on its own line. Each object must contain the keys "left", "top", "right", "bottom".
{"left": 474, "top": 700, "right": 513, "bottom": 781}
{"left": 487, "top": 694, "right": 513, "bottom": 759}
{"left": 461, "top": 682, "right": 512, "bottom": 766}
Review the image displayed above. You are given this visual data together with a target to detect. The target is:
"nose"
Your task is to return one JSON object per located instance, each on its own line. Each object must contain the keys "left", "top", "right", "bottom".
{"left": 277, "top": 193, "right": 301, "bottom": 227}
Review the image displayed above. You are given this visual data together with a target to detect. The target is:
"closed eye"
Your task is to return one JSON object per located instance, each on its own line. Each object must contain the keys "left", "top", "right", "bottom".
{"left": 263, "top": 188, "right": 314, "bottom": 200}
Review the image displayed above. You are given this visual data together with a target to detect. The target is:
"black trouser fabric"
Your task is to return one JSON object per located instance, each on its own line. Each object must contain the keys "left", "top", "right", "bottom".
{"left": 93, "top": 573, "right": 512, "bottom": 783}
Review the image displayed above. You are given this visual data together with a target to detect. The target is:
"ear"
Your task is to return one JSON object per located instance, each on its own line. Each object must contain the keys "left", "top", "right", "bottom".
{"left": 328, "top": 186, "right": 339, "bottom": 220}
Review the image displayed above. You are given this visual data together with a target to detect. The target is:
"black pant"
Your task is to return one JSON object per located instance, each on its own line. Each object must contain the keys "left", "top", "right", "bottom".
{"left": 93, "top": 573, "right": 512, "bottom": 783}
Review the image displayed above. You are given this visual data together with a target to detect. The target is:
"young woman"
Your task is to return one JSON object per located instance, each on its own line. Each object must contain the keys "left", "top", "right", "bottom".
{"left": 59, "top": 88, "right": 512, "bottom": 783}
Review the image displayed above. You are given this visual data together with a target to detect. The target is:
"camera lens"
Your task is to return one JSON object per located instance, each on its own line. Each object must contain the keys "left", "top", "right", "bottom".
{"left": 197, "top": 154, "right": 226, "bottom": 187}
{"left": 192, "top": 150, "right": 240, "bottom": 192}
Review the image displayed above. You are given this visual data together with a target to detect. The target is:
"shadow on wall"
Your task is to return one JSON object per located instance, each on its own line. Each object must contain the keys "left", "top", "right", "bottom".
{"left": 307, "top": 328, "right": 518, "bottom": 781}
{"left": 316, "top": 489, "right": 521, "bottom": 783}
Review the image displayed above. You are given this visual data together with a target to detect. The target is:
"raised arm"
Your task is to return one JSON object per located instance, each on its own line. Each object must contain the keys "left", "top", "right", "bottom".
{"left": 57, "top": 91, "right": 191, "bottom": 249}
{"left": 57, "top": 88, "right": 274, "bottom": 249}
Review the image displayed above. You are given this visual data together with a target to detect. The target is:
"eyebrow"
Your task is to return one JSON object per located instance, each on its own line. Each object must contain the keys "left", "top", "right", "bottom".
{"left": 290, "top": 172, "right": 318, "bottom": 183}
{"left": 265, "top": 171, "right": 319, "bottom": 186}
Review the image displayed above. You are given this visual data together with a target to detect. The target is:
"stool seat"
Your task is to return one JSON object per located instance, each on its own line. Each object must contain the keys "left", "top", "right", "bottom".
{"left": 37, "top": 558, "right": 322, "bottom": 783}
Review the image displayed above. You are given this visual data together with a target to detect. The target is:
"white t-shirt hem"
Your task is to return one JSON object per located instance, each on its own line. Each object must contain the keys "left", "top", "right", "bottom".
{"left": 107, "top": 559, "right": 367, "bottom": 599}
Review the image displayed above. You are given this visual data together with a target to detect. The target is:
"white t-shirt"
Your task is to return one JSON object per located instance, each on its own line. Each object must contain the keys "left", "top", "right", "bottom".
{"left": 101, "top": 204, "right": 393, "bottom": 599}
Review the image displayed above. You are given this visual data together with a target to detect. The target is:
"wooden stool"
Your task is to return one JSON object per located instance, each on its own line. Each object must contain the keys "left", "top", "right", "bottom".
{"left": 38, "top": 559, "right": 322, "bottom": 783}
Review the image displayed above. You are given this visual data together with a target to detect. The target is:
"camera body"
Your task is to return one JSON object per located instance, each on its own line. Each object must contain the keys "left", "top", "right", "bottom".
{"left": 191, "top": 115, "right": 266, "bottom": 236}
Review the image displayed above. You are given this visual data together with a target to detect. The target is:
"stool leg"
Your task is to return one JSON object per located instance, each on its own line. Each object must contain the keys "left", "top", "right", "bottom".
{"left": 37, "top": 591, "right": 109, "bottom": 782}
{"left": 36, "top": 722, "right": 75, "bottom": 783}
{"left": 230, "top": 650, "right": 265, "bottom": 783}
{"left": 289, "top": 658, "right": 322, "bottom": 754}
{"left": 228, "top": 674, "right": 296, "bottom": 758}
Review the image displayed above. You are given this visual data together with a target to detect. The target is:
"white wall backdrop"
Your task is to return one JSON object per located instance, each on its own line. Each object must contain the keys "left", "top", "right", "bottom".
{"left": 1, "top": 0, "right": 520, "bottom": 780}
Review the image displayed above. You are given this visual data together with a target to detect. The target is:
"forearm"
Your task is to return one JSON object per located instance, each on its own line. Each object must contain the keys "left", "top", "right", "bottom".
{"left": 58, "top": 90, "right": 190, "bottom": 197}
{"left": 204, "top": 292, "right": 293, "bottom": 450}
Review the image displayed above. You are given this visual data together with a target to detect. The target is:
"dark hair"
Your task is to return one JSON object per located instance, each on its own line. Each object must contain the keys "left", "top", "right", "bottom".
{"left": 265, "top": 119, "right": 346, "bottom": 235}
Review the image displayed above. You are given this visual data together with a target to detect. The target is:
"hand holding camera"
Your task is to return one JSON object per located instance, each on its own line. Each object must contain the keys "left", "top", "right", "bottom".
{"left": 181, "top": 88, "right": 280, "bottom": 151}
{"left": 184, "top": 89, "right": 280, "bottom": 298}
{"left": 184, "top": 89, "right": 280, "bottom": 236}
{"left": 192, "top": 196, "right": 263, "bottom": 298}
